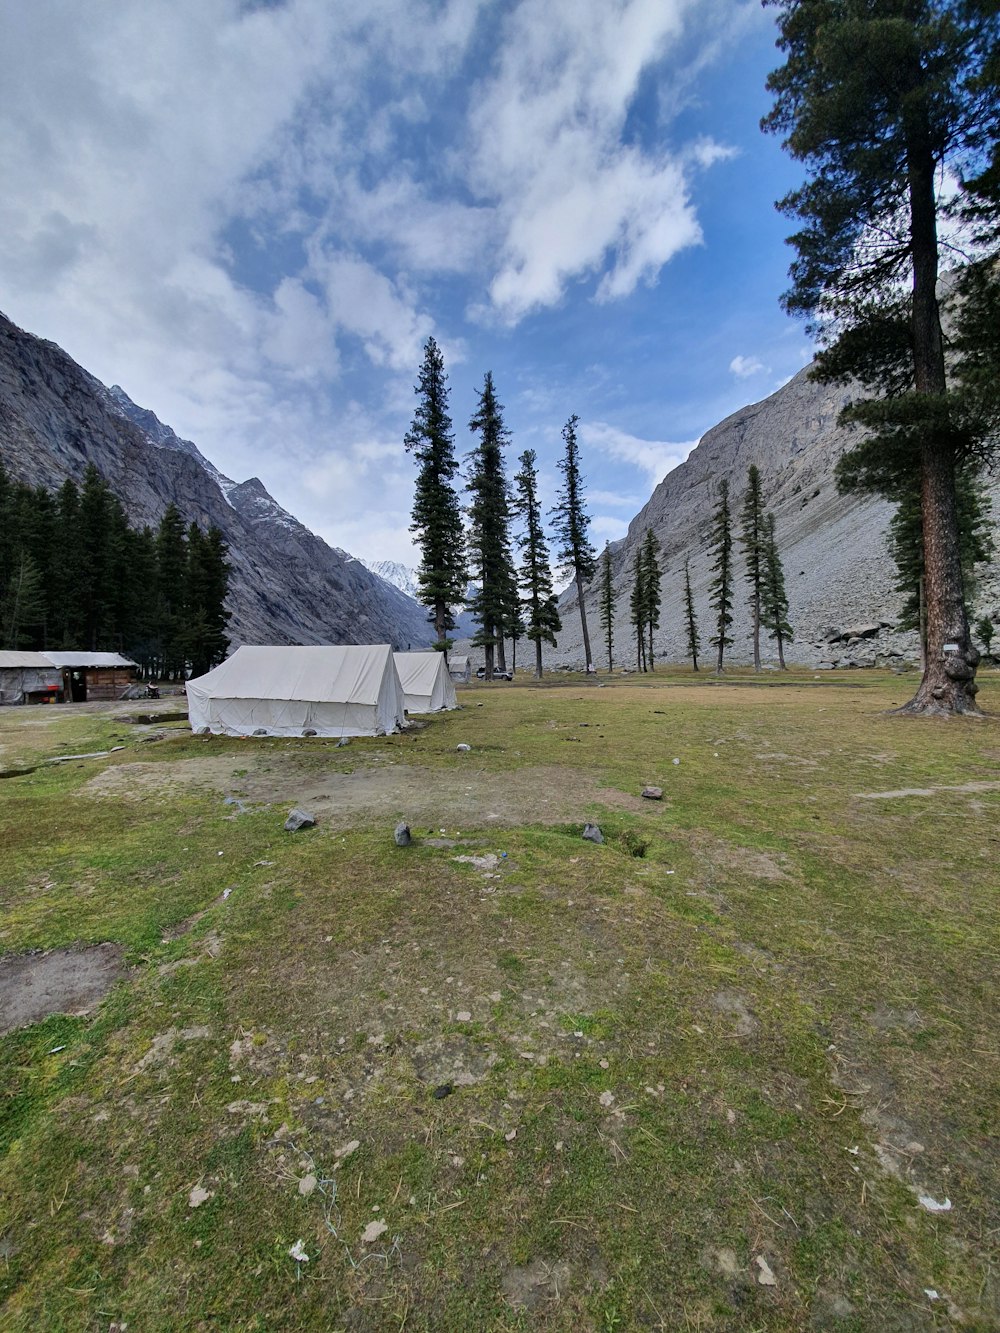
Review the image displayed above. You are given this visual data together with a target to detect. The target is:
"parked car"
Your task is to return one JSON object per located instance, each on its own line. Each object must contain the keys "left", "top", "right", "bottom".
{"left": 475, "top": 666, "right": 513, "bottom": 681}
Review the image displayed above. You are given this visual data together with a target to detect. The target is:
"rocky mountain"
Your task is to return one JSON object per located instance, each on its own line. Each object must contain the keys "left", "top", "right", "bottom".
{"left": 0, "top": 311, "right": 434, "bottom": 651}
{"left": 555, "top": 364, "right": 1000, "bottom": 669}
{"left": 361, "top": 559, "right": 482, "bottom": 641}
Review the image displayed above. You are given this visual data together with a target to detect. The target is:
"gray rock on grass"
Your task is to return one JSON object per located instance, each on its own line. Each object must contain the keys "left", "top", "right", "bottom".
{"left": 284, "top": 808, "right": 316, "bottom": 832}
{"left": 582, "top": 823, "right": 604, "bottom": 844}
{"left": 394, "top": 822, "right": 412, "bottom": 847}
{"left": 641, "top": 786, "right": 663, "bottom": 800}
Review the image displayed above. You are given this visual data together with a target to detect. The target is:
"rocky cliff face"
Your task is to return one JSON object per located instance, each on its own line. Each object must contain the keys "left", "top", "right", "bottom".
{"left": 556, "top": 364, "right": 1000, "bottom": 669}
{"left": 0, "top": 312, "right": 434, "bottom": 651}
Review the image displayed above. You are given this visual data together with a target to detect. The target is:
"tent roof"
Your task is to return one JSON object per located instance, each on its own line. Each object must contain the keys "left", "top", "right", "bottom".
{"left": 0, "top": 651, "right": 56, "bottom": 668}
{"left": 393, "top": 652, "right": 448, "bottom": 694}
{"left": 189, "top": 644, "right": 396, "bottom": 704}
{"left": 449, "top": 655, "right": 469, "bottom": 669}
{"left": 43, "top": 652, "right": 136, "bottom": 668}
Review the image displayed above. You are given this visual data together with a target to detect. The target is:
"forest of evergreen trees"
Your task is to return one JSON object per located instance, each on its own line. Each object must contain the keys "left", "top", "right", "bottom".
{"left": 0, "top": 460, "right": 230, "bottom": 678}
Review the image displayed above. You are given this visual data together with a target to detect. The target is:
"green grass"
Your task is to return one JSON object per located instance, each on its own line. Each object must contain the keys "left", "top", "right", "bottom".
{"left": 1, "top": 673, "right": 999, "bottom": 1329}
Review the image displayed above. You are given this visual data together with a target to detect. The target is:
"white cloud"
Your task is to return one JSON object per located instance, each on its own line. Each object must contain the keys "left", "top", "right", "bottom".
{"left": 465, "top": 0, "right": 733, "bottom": 321}
{"left": 592, "top": 515, "right": 630, "bottom": 541}
{"left": 729, "top": 354, "right": 768, "bottom": 379}
{"left": 588, "top": 488, "right": 645, "bottom": 508}
{"left": 580, "top": 421, "right": 696, "bottom": 489}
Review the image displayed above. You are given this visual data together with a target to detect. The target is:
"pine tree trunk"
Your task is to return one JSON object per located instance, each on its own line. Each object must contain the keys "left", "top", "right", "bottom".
{"left": 776, "top": 631, "right": 786, "bottom": 671}
{"left": 534, "top": 639, "right": 543, "bottom": 679}
{"left": 575, "top": 572, "right": 593, "bottom": 672}
{"left": 715, "top": 639, "right": 724, "bottom": 674}
{"left": 647, "top": 624, "right": 654, "bottom": 672}
{"left": 496, "top": 637, "right": 507, "bottom": 672}
{"left": 751, "top": 591, "right": 761, "bottom": 671}
{"left": 898, "top": 121, "right": 979, "bottom": 714}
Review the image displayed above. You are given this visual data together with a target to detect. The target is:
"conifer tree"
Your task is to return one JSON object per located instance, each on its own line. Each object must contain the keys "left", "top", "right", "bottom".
{"left": 761, "top": 512, "right": 793, "bottom": 669}
{"left": 739, "top": 465, "right": 766, "bottom": 671}
{"left": 976, "top": 615, "right": 995, "bottom": 658}
{"left": 763, "top": 0, "right": 1000, "bottom": 713}
{"left": 683, "top": 557, "right": 700, "bottom": 672}
{"left": 155, "top": 503, "right": 188, "bottom": 678}
{"left": 597, "top": 541, "right": 616, "bottom": 673}
{"left": 629, "top": 546, "right": 647, "bottom": 672}
{"left": 708, "top": 480, "right": 734, "bottom": 673}
{"left": 466, "top": 372, "right": 515, "bottom": 680}
{"left": 642, "top": 528, "right": 662, "bottom": 671}
{"left": 550, "top": 414, "right": 597, "bottom": 671}
{"left": 78, "top": 465, "right": 116, "bottom": 650}
{"left": 405, "top": 337, "right": 466, "bottom": 655}
{"left": 513, "top": 449, "right": 561, "bottom": 679}
{"left": 1, "top": 550, "right": 46, "bottom": 649}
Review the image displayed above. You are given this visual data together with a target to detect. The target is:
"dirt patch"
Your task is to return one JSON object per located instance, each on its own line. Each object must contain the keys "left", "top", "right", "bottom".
{"left": 83, "top": 757, "right": 649, "bottom": 828}
{"left": 501, "top": 1259, "right": 575, "bottom": 1311}
{"left": 689, "top": 833, "right": 793, "bottom": 883}
{"left": 0, "top": 943, "right": 125, "bottom": 1034}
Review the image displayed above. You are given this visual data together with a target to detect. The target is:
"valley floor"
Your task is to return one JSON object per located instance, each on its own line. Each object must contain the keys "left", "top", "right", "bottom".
{"left": 1, "top": 670, "right": 998, "bottom": 1330}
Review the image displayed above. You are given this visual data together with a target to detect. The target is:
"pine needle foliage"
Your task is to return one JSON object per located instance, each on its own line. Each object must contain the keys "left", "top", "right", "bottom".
{"left": 513, "top": 449, "right": 561, "bottom": 678}
{"left": 405, "top": 337, "right": 467, "bottom": 652}
{"left": 739, "top": 465, "right": 766, "bottom": 671}
{"left": 708, "top": 480, "right": 734, "bottom": 673}
{"left": 466, "top": 371, "right": 516, "bottom": 677}
{"left": 550, "top": 414, "right": 597, "bottom": 670}
{"left": 642, "top": 528, "right": 662, "bottom": 671}
{"left": 760, "top": 512, "right": 793, "bottom": 670}
{"left": 597, "top": 541, "right": 616, "bottom": 673}
{"left": 683, "top": 558, "right": 700, "bottom": 672}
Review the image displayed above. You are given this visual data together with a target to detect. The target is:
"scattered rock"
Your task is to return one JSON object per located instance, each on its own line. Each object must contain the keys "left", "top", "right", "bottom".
{"left": 582, "top": 822, "right": 604, "bottom": 844}
{"left": 394, "top": 821, "right": 411, "bottom": 846}
{"left": 598, "top": 1090, "right": 615, "bottom": 1107}
{"left": 641, "top": 785, "right": 663, "bottom": 800}
{"left": 336, "top": 737, "right": 350, "bottom": 748}
{"left": 455, "top": 1010, "right": 472, "bottom": 1022}
{"left": 361, "top": 1219, "right": 388, "bottom": 1244}
{"left": 188, "top": 1184, "right": 213, "bottom": 1208}
{"left": 432, "top": 1083, "right": 454, "bottom": 1099}
{"left": 335, "top": 1139, "right": 360, "bottom": 1160}
{"left": 284, "top": 808, "right": 316, "bottom": 832}
{"left": 456, "top": 743, "right": 471, "bottom": 752}
{"left": 755, "top": 1255, "right": 777, "bottom": 1286}
{"left": 298, "top": 1174, "right": 317, "bottom": 1196}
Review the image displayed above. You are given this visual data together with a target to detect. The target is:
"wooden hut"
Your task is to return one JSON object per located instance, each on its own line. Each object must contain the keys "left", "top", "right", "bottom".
{"left": 0, "top": 651, "right": 63, "bottom": 705}
{"left": 41, "top": 652, "right": 137, "bottom": 702}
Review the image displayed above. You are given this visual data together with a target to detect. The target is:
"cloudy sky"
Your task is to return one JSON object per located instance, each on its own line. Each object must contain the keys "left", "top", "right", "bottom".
{"left": 0, "top": 0, "right": 811, "bottom": 568}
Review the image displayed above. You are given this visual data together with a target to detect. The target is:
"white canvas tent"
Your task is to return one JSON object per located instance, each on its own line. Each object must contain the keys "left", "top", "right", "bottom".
{"left": 393, "top": 652, "right": 458, "bottom": 713}
{"left": 448, "top": 654, "right": 471, "bottom": 683}
{"left": 186, "top": 645, "right": 406, "bottom": 737}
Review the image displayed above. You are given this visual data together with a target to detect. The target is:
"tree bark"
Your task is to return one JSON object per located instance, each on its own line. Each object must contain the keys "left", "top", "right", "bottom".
{"left": 575, "top": 572, "right": 594, "bottom": 672}
{"left": 751, "top": 592, "right": 761, "bottom": 672}
{"left": 534, "top": 639, "right": 543, "bottom": 679}
{"left": 776, "top": 631, "right": 786, "bottom": 671}
{"left": 899, "top": 123, "right": 979, "bottom": 714}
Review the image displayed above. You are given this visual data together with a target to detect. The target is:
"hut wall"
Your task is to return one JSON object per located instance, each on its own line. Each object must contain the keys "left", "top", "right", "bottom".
{"left": 85, "top": 667, "right": 135, "bottom": 701}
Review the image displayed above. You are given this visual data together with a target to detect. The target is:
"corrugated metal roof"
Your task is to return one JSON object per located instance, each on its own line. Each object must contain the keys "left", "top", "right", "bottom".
{"left": 42, "top": 652, "right": 137, "bottom": 669}
{"left": 0, "top": 651, "right": 58, "bottom": 668}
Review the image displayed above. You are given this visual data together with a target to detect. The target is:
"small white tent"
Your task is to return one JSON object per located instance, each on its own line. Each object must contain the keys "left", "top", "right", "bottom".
{"left": 448, "top": 654, "right": 471, "bottom": 683}
{"left": 187, "top": 645, "right": 406, "bottom": 737}
{"left": 393, "top": 652, "right": 458, "bottom": 713}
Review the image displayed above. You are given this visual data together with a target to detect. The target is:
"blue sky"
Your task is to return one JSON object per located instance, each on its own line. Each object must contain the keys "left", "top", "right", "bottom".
{"left": 0, "top": 0, "right": 811, "bottom": 567}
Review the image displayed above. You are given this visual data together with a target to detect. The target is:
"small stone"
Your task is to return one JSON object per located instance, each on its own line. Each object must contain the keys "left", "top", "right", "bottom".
{"left": 755, "top": 1255, "right": 777, "bottom": 1286}
{"left": 394, "top": 822, "right": 411, "bottom": 847}
{"left": 456, "top": 743, "right": 471, "bottom": 752}
{"left": 336, "top": 737, "right": 350, "bottom": 747}
{"left": 188, "top": 1184, "right": 212, "bottom": 1208}
{"left": 335, "top": 1139, "right": 360, "bottom": 1160}
{"left": 298, "top": 1174, "right": 317, "bottom": 1196}
{"left": 641, "top": 786, "right": 663, "bottom": 800}
{"left": 582, "top": 822, "right": 604, "bottom": 844}
{"left": 432, "top": 1083, "right": 454, "bottom": 1100}
{"left": 598, "top": 1090, "right": 615, "bottom": 1107}
{"left": 284, "top": 808, "right": 316, "bottom": 832}
{"left": 456, "top": 1010, "right": 472, "bottom": 1022}
{"left": 361, "top": 1219, "right": 388, "bottom": 1244}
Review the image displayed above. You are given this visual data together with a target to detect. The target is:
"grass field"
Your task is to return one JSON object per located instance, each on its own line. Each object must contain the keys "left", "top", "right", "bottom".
{"left": 1, "top": 669, "right": 998, "bottom": 1331}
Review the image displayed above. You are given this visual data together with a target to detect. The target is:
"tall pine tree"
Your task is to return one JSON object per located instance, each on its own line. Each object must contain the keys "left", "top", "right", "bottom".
{"left": 739, "top": 465, "right": 766, "bottom": 671}
{"left": 761, "top": 512, "right": 793, "bottom": 670}
{"left": 466, "top": 372, "right": 516, "bottom": 680}
{"left": 514, "top": 449, "right": 561, "bottom": 679}
{"left": 763, "top": 0, "right": 1000, "bottom": 713}
{"left": 550, "top": 415, "right": 597, "bottom": 671}
{"left": 708, "top": 480, "right": 734, "bottom": 674}
{"left": 642, "top": 528, "right": 662, "bottom": 672}
{"left": 629, "top": 545, "right": 647, "bottom": 672}
{"left": 683, "top": 557, "right": 700, "bottom": 672}
{"left": 597, "top": 541, "right": 616, "bottom": 673}
{"left": 405, "top": 337, "right": 467, "bottom": 655}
